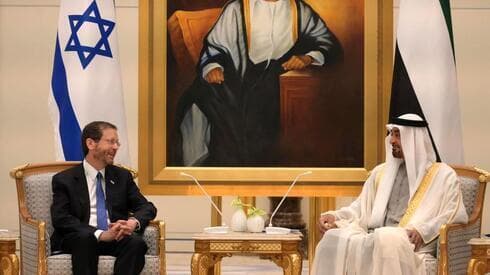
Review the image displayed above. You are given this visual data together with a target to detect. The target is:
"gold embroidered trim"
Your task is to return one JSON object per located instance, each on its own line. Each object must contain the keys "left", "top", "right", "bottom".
{"left": 244, "top": 0, "right": 251, "bottom": 50}
{"left": 374, "top": 164, "right": 386, "bottom": 193}
{"left": 399, "top": 163, "right": 441, "bottom": 227}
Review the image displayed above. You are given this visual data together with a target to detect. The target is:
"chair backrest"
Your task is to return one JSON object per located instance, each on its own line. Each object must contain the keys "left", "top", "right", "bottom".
{"left": 11, "top": 162, "right": 81, "bottom": 252}
{"left": 452, "top": 165, "right": 488, "bottom": 222}
{"left": 168, "top": 8, "right": 221, "bottom": 66}
{"left": 437, "top": 165, "right": 489, "bottom": 275}
{"left": 11, "top": 162, "right": 139, "bottom": 233}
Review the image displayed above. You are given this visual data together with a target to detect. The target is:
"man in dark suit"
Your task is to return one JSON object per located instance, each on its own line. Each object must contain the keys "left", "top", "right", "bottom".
{"left": 50, "top": 121, "right": 157, "bottom": 275}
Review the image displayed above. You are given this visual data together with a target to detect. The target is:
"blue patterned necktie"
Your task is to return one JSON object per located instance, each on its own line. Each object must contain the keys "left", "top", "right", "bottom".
{"left": 96, "top": 172, "right": 108, "bottom": 230}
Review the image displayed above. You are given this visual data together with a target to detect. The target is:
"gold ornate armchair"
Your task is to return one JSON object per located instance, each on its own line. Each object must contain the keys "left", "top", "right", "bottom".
{"left": 10, "top": 162, "right": 166, "bottom": 275}
{"left": 434, "top": 165, "right": 489, "bottom": 275}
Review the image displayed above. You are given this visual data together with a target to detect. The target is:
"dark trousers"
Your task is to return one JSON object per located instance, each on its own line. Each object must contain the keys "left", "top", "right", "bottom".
{"left": 61, "top": 231, "right": 148, "bottom": 275}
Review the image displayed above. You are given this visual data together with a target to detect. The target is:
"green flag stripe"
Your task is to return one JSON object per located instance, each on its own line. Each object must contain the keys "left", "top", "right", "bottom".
{"left": 439, "top": 0, "right": 455, "bottom": 52}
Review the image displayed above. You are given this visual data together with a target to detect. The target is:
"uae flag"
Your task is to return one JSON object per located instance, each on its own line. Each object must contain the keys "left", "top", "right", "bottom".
{"left": 389, "top": 0, "right": 464, "bottom": 164}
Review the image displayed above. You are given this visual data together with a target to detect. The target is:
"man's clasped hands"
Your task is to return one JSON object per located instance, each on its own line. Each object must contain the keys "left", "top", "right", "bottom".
{"left": 99, "top": 219, "right": 139, "bottom": 242}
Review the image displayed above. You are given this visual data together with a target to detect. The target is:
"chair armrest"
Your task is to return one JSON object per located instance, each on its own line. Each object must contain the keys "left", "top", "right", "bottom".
{"left": 143, "top": 220, "right": 166, "bottom": 275}
{"left": 20, "top": 218, "right": 48, "bottom": 275}
{"left": 143, "top": 220, "right": 162, "bottom": 255}
{"left": 438, "top": 219, "right": 481, "bottom": 275}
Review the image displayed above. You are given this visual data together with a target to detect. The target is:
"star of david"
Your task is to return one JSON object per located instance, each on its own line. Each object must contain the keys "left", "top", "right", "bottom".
{"left": 65, "top": 1, "right": 115, "bottom": 69}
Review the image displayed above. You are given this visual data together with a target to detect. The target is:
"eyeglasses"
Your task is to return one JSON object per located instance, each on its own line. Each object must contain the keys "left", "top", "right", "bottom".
{"left": 99, "top": 138, "right": 121, "bottom": 146}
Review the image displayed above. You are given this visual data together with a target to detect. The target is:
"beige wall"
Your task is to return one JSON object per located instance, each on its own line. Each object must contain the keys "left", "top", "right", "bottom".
{"left": 0, "top": 1, "right": 489, "bottom": 237}
{"left": 452, "top": 3, "right": 490, "bottom": 234}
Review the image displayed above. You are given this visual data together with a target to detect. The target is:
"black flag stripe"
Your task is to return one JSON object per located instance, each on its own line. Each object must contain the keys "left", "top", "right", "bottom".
{"left": 389, "top": 43, "right": 441, "bottom": 162}
{"left": 389, "top": 44, "right": 425, "bottom": 122}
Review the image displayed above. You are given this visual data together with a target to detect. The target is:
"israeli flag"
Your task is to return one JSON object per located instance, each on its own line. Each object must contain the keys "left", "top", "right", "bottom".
{"left": 49, "top": 0, "right": 130, "bottom": 165}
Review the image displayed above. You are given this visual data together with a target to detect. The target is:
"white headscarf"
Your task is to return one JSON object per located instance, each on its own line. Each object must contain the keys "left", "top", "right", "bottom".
{"left": 369, "top": 113, "right": 436, "bottom": 228}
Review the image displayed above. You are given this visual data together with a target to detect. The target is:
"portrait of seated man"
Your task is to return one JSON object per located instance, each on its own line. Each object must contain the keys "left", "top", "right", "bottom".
{"left": 312, "top": 113, "right": 468, "bottom": 275}
{"left": 173, "top": 0, "right": 341, "bottom": 166}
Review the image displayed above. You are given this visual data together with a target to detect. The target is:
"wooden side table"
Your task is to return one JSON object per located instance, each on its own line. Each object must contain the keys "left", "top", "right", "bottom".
{"left": 467, "top": 238, "right": 490, "bottom": 275}
{"left": 0, "top": 231, "right": 19, "bottom": 275}
{"left": 192, "top": 232, "right": 303, "bottom": 275}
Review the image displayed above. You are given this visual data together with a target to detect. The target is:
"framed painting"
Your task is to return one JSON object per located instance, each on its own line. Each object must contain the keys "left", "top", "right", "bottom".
{"left": 138, "top": 0, "right": 393, "bottom": 196}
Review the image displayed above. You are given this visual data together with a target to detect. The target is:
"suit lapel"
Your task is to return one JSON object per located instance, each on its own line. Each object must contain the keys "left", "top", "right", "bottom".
{"left": 74, "top": 165, "right": 90, "bottom": 223}
{"left": 104, "top": 166, "right": 115, "bottom": 221}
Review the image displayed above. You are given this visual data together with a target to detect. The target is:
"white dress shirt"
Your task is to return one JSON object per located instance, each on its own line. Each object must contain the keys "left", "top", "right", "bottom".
{"left": 83, "top": 160, "right": 110, "bottom": 239}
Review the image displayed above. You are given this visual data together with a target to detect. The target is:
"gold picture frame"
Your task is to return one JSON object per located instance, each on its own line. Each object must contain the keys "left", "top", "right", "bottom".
{"left": 138, "top": 0, "right": 393, "bottom": 196}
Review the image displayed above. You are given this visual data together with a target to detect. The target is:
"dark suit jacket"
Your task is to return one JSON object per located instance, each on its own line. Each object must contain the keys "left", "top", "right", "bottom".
{"left": 50, "top": 163, "right": 157, "bottom": 252}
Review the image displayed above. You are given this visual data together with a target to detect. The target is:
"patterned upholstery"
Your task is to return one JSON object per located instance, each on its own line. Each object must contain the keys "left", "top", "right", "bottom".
{"left": 446, "top": 220, "right": 480, "bottom": 275}
{"left": 24, "top": 173, "right": 56, "bottom": 231}
{"left": 12, "top": 163, "right": 165, "bottom": 275}
{"left": 459, "top": 175, "right": 480, "bottom": 216}
{"left": 47, "top": 255, "right": 160, "bottom": 275}
{"left": 143, "top": 225, "right": 159, "bottom": 256}
{"left": 24, "top": 172, "right": 56, "bottom": 255}
{"left": 20, "top": 220, "right": 41, "bottom": 275}
{"left": 423, "top": 255, "right": 437, "bottom": 275}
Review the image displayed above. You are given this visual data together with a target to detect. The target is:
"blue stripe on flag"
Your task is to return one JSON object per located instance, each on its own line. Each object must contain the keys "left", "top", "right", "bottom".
{"left": 51, "top": 35, "right": 83, "bottom": 160}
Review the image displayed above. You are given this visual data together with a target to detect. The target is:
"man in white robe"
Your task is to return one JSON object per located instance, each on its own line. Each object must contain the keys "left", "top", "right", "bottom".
{"left": 312, "top": 113, "right": 468, "bottom": 275}
{"left": 173, "top": 0, "right": 340, "bottom": 166}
